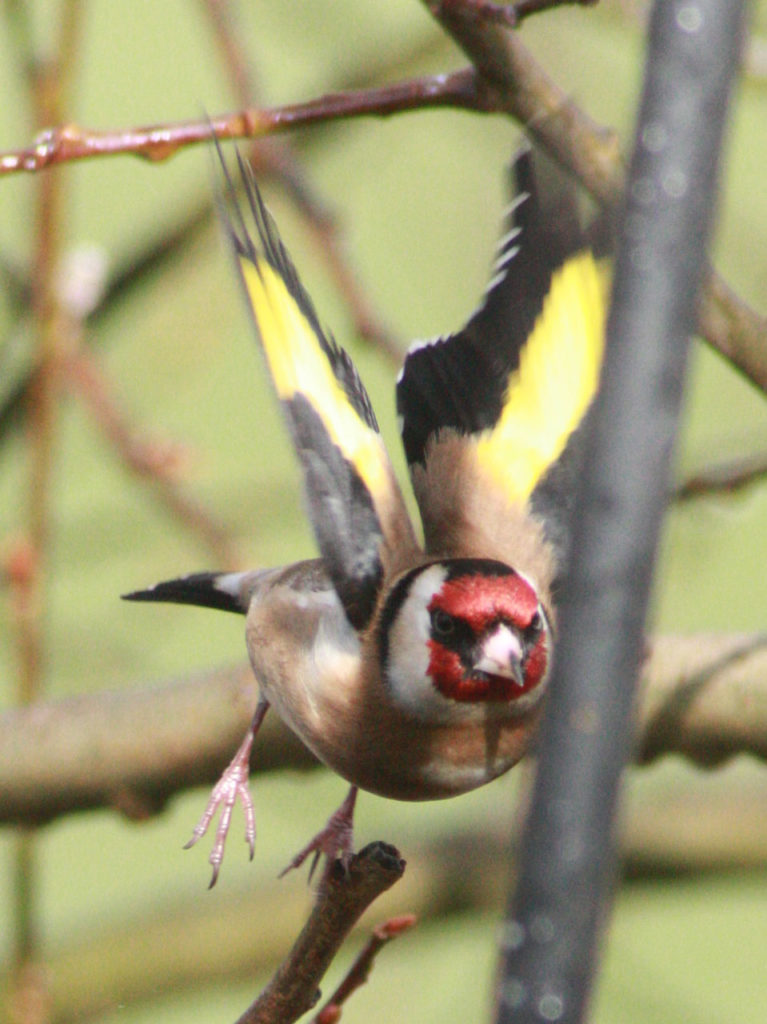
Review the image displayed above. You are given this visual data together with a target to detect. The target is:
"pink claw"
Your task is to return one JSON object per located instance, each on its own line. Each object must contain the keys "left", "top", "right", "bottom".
{"left": 280, "top": 785, "right": 358, "bottom": 884}
{"left": 186, "top": 700, "right": 269, "bottom": 887}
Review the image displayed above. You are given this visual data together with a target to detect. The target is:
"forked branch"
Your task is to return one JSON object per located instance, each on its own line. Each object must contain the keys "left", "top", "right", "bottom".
{"left": 235, "top": 843, "right": 406, "bottom": 1024}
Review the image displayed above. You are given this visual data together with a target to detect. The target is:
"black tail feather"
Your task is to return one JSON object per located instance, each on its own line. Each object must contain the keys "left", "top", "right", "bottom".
{"left": 122, "top": 572, "right": 246, "bottom": 615}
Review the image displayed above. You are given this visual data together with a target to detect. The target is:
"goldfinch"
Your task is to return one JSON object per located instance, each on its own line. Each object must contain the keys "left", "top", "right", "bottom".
{"left": 124, "top": 142, "right": 606, "bottom": 885}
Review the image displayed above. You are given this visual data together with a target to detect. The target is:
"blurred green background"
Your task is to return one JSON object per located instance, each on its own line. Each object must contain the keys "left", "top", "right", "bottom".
{"left": 1, "top": 1, "right": 766, "bottom": 1022}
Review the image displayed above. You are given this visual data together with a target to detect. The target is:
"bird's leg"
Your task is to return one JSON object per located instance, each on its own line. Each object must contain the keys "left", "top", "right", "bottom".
{"left": 185, "top": 698, "right": 270, "bottom": 888}
{"left": 280, "top": 784, "right": 358, "bottom": 883}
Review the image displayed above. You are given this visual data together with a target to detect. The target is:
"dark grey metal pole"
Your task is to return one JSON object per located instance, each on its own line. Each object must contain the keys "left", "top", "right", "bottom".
{"left": 494, "top": 2, "right": 748, "bottom": 1022}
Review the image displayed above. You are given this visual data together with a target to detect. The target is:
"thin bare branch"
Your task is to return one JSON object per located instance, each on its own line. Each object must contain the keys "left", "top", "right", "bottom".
{"left": 302, "top": 214, "right": 402, "bottom": 360}
{"left": 2, "top": 24, "right": 763, "bottom": 390}
{"left": 201, "top": 0, "right": 260, "bottom": 110}
{"left": 65, "top": 349, "right": 241, "bottom": 565}
{"left": 236, "top": 843, "right": 406, "bottom": 1024}
{"left": 65, "top": 351, "right": 187, "bottom": 479}
{"left": 1, "top": 242, "right": 241, "bottom": 565}
{"left": 7, "top": 4, "right": 86, "bottom": 1017}
{"left": 638, "top": 633, "right": 767, "bottom": 766}
{"left": 674, "top": 451, "right": 767, "bottom": 501}
{"left": 310, "top": 915, "right": 417, "bottom": 1024}
{"left": 513, "top": 0, "right": 598, "bottom": 16}
{"left": 441, "top": 0, "right": 597, "bottom": 28}
{"left": 698, "top": 268, "right": 767, "bottom": 392}
{"left": 0, "top": 71, "right": 493, "bottom": 175}
{"left": 12, "top": 43, "right": 66, "bottom": 1013}
{"left": 0, "top": 198, "right": 213, "bottom": 445}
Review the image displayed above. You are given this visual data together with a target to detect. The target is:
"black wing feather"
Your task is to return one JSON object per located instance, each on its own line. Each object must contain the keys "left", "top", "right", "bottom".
{"left": 211, "top": 139, "right": 416, "bottom": 632}
{"left": 217, "top": 141, "right": 379, "bottom": 433}
{"left": 396, "top": 145, "right": 585, "bottom": 468}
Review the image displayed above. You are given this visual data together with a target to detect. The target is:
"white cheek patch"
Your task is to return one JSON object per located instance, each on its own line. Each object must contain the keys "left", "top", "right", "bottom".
{"left": 383, "top": 562, "right": 552, "bottom": 725}
{"left": 384, "top": 564, "right": 472, "bottom": 723}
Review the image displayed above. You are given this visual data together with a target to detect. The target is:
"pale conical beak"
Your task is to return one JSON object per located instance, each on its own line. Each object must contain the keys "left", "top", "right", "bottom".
{"left": 474, "top": 624, "right": 525, "bottom": 687}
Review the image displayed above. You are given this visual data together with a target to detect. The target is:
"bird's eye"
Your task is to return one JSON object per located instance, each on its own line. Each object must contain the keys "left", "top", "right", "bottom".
{"left": 431, "top": 608, "right": 455, "bottom": 638}
{"left": 528, "top": 610, "right": 543, "bottom": 635}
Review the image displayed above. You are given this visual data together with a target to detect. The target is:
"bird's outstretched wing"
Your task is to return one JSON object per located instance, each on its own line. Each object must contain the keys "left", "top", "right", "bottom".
{"left": 216, "top": 143, "right": 418, "bottom": 630}
{"left": 396, "top": 145, "right": 607, "bottom": 567}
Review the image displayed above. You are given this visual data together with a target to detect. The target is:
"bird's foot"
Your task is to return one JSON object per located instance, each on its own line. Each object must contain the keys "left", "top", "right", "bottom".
{"left": 280, "top": 785, "right": 358, "bottom": 884}
{"left": 185, "top": 700, "right": 269, "bottom": 887}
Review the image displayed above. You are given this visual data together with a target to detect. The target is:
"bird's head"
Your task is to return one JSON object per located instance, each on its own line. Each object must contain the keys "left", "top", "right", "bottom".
{"left": 379, "top": 558, "right": 551, "bottom": 723}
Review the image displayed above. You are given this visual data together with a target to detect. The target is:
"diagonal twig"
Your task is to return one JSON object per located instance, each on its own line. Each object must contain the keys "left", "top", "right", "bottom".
{"left": 674, "top": 451, "right": 767, "bottom": 501}
{"left": 64, "top": 347, "right": 240, "bottom": 565}
{"left": 310, "top": 914, "right": 417, "bottom": 1024}
{"left": 235, "top": 843, "right": 406, "bottom": 1024}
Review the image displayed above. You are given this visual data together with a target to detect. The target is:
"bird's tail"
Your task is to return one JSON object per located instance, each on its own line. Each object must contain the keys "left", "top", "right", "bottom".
{"left": 122, "top": 570, "right": 261, "bottom": 615}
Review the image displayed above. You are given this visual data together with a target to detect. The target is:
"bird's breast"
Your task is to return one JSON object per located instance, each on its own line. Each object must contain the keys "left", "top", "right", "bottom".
{"left": 303, "top": 682, "right": 542, "bottom": 801}
{"left": 245, "top": 583, "right": 541, "bottom": 802}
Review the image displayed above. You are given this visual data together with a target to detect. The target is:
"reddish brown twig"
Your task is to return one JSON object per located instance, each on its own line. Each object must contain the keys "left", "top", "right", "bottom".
{"left": 513, "top": 0, "right": 598, "bottom": 16}
{"left": 8, "top": 5, "right": 85, "bottom": 1019}
{"left": 235, "top": 843, "right": 406, "bottom": 1024}
{"left": 311, "top": 915, "right": 417, "bottom": 1024}
{"left": 302, "top": 217, "right": 402, "bottom": 361}
{"left": 66, "top": 351, "right": 188, "bottom": 479}
{"left": 201, "top": 0, "right": 261, "bottom": 112}
{"left": 64, "top": 348, "right": 239, "bottom": 565}
{"left": 437, "top": 0, "right": 597, "bottom": 27}
{"left": 0, "top": 71, "right": 493, "bottom": 175}
{"left": 3, "top": 30, "right": 764, "bottom": 392}
{"left": 674, "top": 451, "right": 767, "bottom": 501}
{"left": 639, "top": 633, "right": 767, "bottom": 766}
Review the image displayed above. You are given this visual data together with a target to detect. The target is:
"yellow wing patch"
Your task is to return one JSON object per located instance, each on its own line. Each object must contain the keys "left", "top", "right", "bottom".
{"left": 240, "top": 258, "right": 391, "bottom": 505}
{"left": 474, "top": 250, "right": 607, "bottom": 502}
